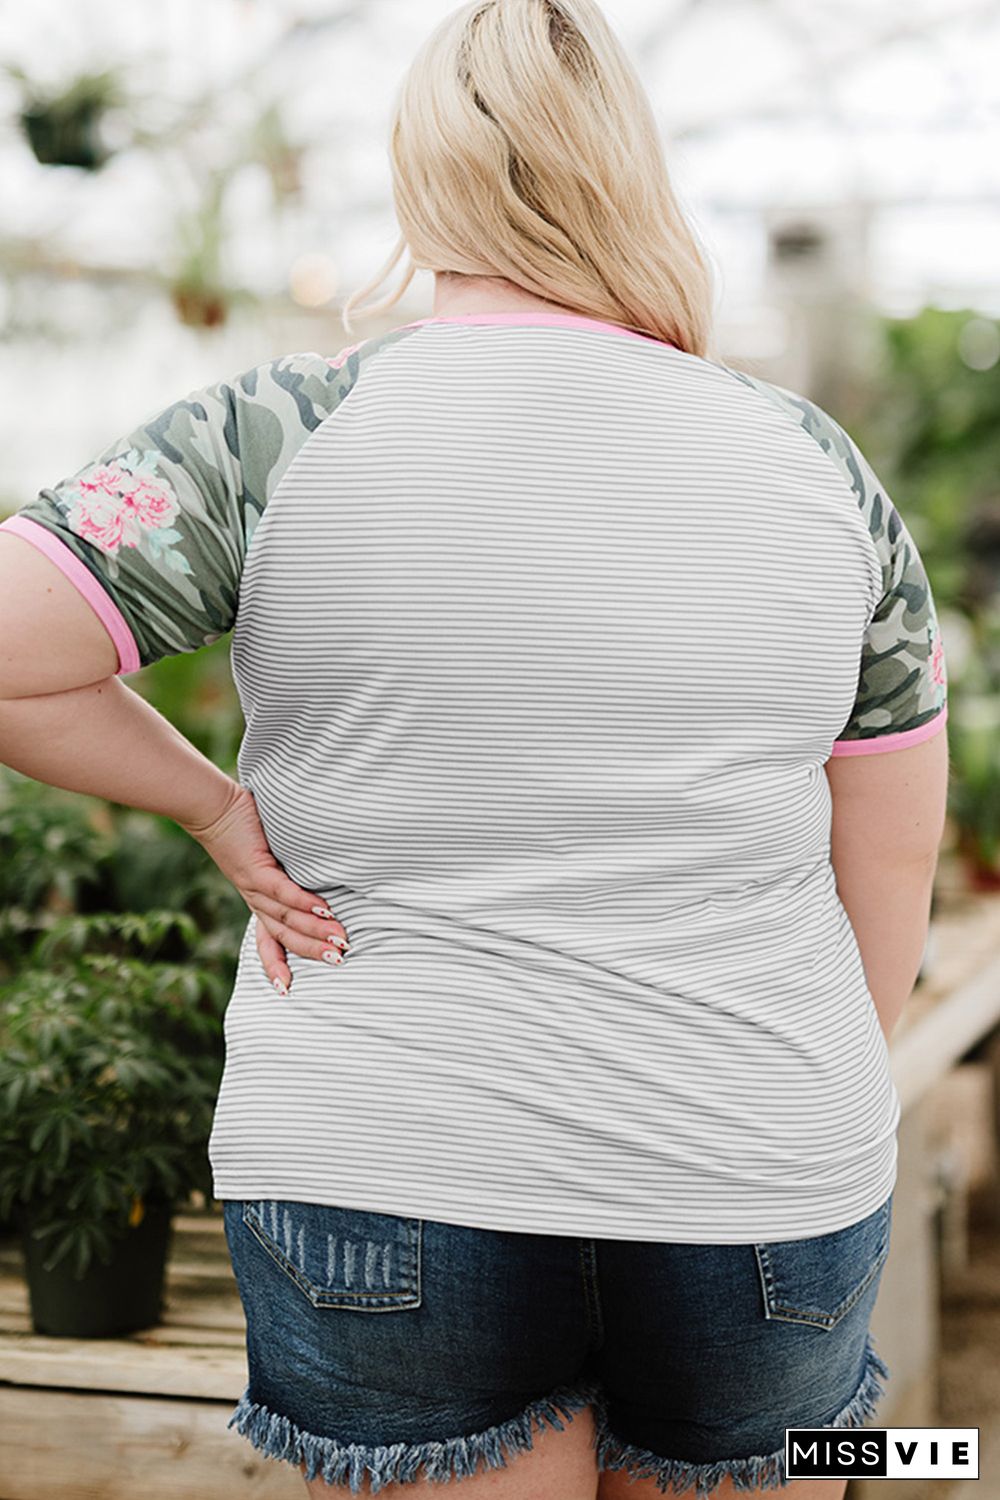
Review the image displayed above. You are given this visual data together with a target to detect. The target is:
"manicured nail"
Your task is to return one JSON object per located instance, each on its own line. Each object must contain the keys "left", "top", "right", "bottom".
{"left": 321, "top": 948, "right": 343, "bottom": 966}
{"left": 312, "top": 905, "right": 336, "bottom": 919}
{"left": 327, "top": 933, "right": 350, "bottom": 950}
{"left": 272, "top": 976, "right": 289, "bottom": 996}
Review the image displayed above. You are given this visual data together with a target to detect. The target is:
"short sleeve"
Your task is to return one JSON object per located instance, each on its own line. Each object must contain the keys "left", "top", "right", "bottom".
{"left": 711, "top": 362, "right": 949, "bottom": 758}
{"left": 829, "top": 457, "right": 948, "bottom": 756}
{"left": 0, "top": 351, "right": 339, "bottom": 673}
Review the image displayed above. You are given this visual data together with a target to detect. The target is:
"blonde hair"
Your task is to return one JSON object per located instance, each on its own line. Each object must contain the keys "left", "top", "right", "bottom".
{"left": 341, "top": 0, "right": 717, "bottom": 357}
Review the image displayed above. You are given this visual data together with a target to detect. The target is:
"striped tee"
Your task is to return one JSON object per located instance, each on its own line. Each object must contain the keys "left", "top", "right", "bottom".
{"left": 1, "top": 309, "right": 948, "bottom": 1243}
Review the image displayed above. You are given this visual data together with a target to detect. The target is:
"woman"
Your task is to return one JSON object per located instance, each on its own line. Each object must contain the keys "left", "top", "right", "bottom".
{"left": 0, "top": 1, "right": 949, "bottom": 1497}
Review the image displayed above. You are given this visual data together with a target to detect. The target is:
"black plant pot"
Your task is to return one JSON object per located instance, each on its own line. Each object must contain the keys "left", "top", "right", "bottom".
{"left": 20, "top": 101, "right": 111, "bottom": 171}
{"left": 20, "top": 1203, "right": 174, "bottom": 1337}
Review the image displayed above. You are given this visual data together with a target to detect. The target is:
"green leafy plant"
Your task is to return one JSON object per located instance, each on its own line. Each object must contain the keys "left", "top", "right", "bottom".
{"left": 9, "top": 65, "right": 125, "bottom": 171}
{"left": 0, "top": 773, "right": 115, "bottom": 973}
{"left": 0, "top": 774, "right": 112, "bottom": 912}
{"left": 0, "top": 910, "right": 230, "bottom": 1277}
{"left": 949, "top": 718, "right": 1000, "bottom": 882}
{"left": 848, "top": 308, "right": 1000, "bottom": 612}
{"left": 945, "top": 610, "right": 1000, "bottom": 883}
{"left": 0, "top": 759, "right": 248, "bottom": 977}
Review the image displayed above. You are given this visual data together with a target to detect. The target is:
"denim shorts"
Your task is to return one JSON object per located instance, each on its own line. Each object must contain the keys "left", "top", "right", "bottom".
{"left": 221, "top": 1188, "right": 894, "bottom": 1496}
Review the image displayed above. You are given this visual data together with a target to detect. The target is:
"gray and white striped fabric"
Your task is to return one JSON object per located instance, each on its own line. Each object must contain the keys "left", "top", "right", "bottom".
{"left": 207, "top": 312, "right": 944, "bottom": 1242}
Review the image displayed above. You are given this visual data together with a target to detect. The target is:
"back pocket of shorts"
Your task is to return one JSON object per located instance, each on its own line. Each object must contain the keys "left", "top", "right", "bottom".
{"left": 753, "top": 1192, "right": 892, "bottom": 1331}
{"left": 242, "top": 1199, "right": 422, "bottom": 1310}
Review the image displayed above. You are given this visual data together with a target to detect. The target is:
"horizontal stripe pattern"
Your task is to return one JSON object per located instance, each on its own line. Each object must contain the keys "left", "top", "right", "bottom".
{"left": 208, "top": 321, "right": 910, "bottom": 1242}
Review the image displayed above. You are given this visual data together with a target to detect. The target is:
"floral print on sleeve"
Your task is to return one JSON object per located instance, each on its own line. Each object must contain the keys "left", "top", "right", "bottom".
{"left": 3, "top": 325, "right": 426, "bottom": 671}
{"left": 56, "top": 450, "right": 189, "bottom": 567}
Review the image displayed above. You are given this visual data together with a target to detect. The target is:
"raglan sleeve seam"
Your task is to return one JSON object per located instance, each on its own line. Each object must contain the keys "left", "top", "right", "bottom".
{"left": 707, "top": 360, "right": 947, "bottom": 754}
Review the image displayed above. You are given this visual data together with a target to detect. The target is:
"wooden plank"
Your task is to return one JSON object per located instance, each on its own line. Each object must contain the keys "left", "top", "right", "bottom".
{"left": 891, "top": 949, "right": 1000, "bottom": 1114}
{"left": 0, "top": 1334, "right": 246, "bottom": 1400}
{"left": 894, "top": 884, "right": 1000, "bottom": 1042}
{"left": 0, "top": 1386, "right": 304, "bottom": 1500}
{"left": 2, "top": 1338, "right": 245, "bottom": 1404}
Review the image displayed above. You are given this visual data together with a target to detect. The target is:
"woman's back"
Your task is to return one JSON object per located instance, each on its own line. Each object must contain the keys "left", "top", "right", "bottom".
{"left": 5, "top": 309, "right": 946, "bottom": 1241}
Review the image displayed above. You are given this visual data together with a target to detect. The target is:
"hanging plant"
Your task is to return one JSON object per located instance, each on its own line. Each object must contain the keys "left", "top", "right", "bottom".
{"left": 248, "top": 100, "right": 305, "bottom": 206}
{"left": 170, "top": 282, "right": 230, "bottom": 330}
{"left": 9, "top": 64, "right": 124, "bottom": 171}
{"left": 167, "top": 174, "right": 233, "bottom": 330}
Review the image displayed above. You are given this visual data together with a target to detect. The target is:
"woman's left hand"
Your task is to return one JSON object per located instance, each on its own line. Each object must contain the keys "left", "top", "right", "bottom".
{"left": 180, "top": 781, "right": 349, "bottom": 996}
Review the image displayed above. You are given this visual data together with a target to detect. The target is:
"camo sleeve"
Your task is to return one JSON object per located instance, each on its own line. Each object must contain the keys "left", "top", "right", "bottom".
{"left": 802, "top": 409, "right": 949, "bottom": 756}
{"left": 0, "top": 351, "right": 344, "bottom": 673}
{"left": 713, "top": 363, "right": 948, "bottom": 756}
{"left": 830, "top": 487, "right": 948, "bottom": 755}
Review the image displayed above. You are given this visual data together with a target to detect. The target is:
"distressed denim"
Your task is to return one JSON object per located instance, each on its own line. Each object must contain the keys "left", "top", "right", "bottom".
{"left": 221, "top": 1188, "right": 893, "bottom": 1495}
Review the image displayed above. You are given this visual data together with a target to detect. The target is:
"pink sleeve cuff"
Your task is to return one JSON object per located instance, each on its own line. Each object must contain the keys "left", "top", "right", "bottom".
{"left": 830, "top": 703, "right": 948, "bottom": 756}
{"left": 0, "top": 514, "right": 142, "bottom": 675}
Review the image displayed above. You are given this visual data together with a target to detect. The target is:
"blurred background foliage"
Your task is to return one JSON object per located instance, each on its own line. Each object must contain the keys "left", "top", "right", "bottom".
{"left": 853, "top": 307, "right": 1000, "bottom": 612}
{"left": 840, "top": 308, "right": 1000, "bottom": 886}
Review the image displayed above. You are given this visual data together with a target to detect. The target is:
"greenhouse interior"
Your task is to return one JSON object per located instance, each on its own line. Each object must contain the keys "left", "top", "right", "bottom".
{"left": 1, "top": 1, "right": 999, "bottom": 1497}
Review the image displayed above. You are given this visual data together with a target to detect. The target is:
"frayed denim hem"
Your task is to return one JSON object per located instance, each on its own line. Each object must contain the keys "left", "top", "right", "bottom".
{"left": 227, "top": 1376, "right": 603, "bottom": 1493}
{"left": 593, "top": 1331, "right": 891, "bottom": 1496}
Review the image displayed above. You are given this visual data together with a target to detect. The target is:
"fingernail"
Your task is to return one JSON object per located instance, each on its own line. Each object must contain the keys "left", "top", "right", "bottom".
{"left": 327, "top": 934, "right": 350, "bottom": 951}
{"left": 321, "top": 948, "right": 343, "bottom": 966}
{"left": 272, "top": 976, "right": 289, "bottom": 996}
{"left": 312, "top": 905, "right": 336, "bottom": 919}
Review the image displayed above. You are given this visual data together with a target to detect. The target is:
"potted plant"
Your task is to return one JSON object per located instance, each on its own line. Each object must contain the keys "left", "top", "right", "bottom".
{"left": 9, "top": 65, "right": 124, "bottom": 171}
{"left": 0, "top": 909, "right": 230, "bottom": 1336}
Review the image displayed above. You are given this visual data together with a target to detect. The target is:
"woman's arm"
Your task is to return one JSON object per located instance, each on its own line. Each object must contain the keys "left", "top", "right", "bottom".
{"left": 0, "top": 531, "right": 235, "bottom": 827}
{"left": 825, "top": 726, "right": 950, "bottom": 1042}
{"left": 0, "top": 673, "right": 241, "bottom": 832}
{"left": 0, "top": 532, "right": 349, "bottom": 990}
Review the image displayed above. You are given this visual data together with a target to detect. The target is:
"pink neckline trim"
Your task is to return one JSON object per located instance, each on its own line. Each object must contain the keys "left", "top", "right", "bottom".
{"left": 396, "top": 310, "right": 676, "bottom": 348}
